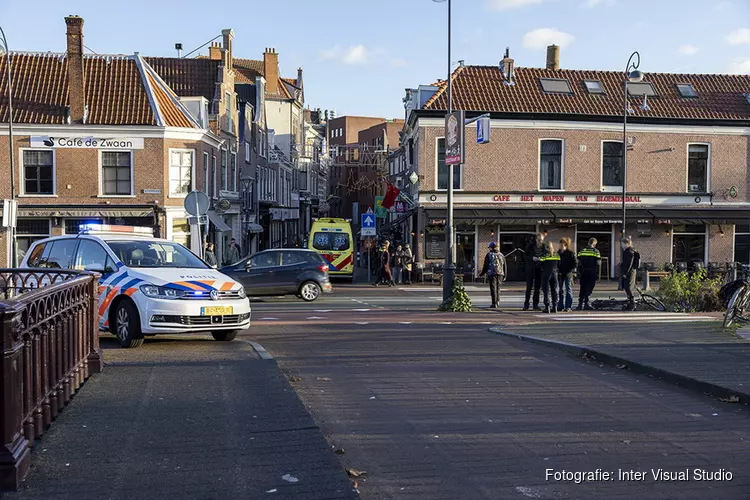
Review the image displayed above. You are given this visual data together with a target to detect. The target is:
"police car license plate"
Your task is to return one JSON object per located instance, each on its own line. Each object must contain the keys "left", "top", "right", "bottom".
{"left": 201, "top": 306, "right": 233, "bottom": 316}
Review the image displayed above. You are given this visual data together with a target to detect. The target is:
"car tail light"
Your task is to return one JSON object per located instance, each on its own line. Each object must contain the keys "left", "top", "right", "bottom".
{"left": 317, "top": 264, "right": 329, "bottom": 272}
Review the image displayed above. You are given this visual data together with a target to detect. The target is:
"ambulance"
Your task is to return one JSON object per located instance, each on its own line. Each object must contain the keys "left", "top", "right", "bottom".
{"left": 19, "top": 224, "right": 251, "bottom": 348}
{"left": 308, "top": 218, "right": 354, "bottom": 279}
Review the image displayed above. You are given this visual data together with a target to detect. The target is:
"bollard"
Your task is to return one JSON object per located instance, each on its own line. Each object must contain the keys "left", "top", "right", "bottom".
{"left": 643, "top": 271, "right": 650, "bottom": 291}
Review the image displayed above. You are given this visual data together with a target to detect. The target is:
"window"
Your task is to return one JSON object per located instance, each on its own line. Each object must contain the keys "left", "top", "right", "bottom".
{"left": 203, "top": 152, "right": 210, "bottom": 196}
{"left": 169, "top": 149, "right": 193, "bottom": 197}
{"left": 230, "top": 152, "right": 237, "bottom": 191}
{"left": 672, "top": 224, "right": 706, "bottom": 264}
{"left": 735, "top": 225, "right": 750, "bottom": 265}
{"left": 171, "top": 218, "right": 191, "bottom": 248}
{"left": 250, "top": 251, "right": 279, "bottom": 268}
{"left": 225, "top": 92, "right": 233, "bottom": 132}
{"left": 16, "top": 219, "right": 50, "bottom": 264}
{"left": 245, "top": 141, "right": 250, "bottom": 162}
{"left": 212, "top": 155, "right": 217, "bottom": 198}
{"left": 677, "top": 83, "right": 698, "bottom": 98}
{"left": 584, "top": 80, "right": 604, "bottom": 94}
{"left": 73, "top": 239, "right": 116, "bottom": 273}
{"left": 281, "top": 251, "right": 305, "bottom": 265}
{"left": 627, "top": 82, "right": 657, "bottom": 96}
{"left": 436, "top": 138, "right": 460, "bottom": 190}
{"left": 539, "top": 140, "right": 563, "bottom": 190}
{"left": 101, "top": 151, "right": 132, "bottom": 195}
{"left": 105, "top": 240, "right": 207, "bottom": 268}
{"left": 312, "top": 232, "right": 350, "bottom": 251}
{"left": 221, "top": 149, "right": 227, "bottom": 191}
{"left": 602, "top": 141, "right": 624, "bottom": 189}
{"left": 688, "top": 144, "right": 709, "bottom": 193}
{"left": 540, "top": 78, "right": 573, "bottom": 94}
{"left": 22, "top": 150, "right": 54, "bottom": 195}
{"left": 43, "top": 239, "right": 78, "bottom": 269}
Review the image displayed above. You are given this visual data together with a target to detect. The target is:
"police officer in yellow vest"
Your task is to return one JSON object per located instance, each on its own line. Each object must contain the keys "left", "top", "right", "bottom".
{"left": 577, "top": 237, "right": 602, "bottom": 310}
{"left": 540, "top": 241, "right": 561, "bottom": 313}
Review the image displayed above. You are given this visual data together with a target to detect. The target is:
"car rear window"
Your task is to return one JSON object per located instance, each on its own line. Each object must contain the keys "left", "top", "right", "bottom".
{"left": 312, "top": 232, "right": 350, "bottom": 251}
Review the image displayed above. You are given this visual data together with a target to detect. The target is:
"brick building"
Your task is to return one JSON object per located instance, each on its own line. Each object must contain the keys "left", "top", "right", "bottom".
{"left": 0, "top": 16, "right": 223, "bottom": 266}
{"left": 403, "top": 46, "right": 750, "bottom": 280}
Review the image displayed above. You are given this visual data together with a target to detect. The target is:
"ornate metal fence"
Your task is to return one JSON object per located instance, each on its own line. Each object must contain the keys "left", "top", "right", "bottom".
{"left": 0, "top": 269, "right": 103, "bottom": 490}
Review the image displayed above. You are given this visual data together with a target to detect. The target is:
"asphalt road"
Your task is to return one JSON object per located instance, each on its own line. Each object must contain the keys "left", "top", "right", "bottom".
{"left": 245, "top": 286, "right": 749, "bottom": 499}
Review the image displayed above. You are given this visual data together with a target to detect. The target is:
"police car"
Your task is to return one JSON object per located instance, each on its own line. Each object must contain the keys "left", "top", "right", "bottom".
{"left": 19, "top": 224, "right": 251, "bottom": 348}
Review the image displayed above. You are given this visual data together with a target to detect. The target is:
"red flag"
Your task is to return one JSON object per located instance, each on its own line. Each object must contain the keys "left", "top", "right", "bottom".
{"left": 382, "top": 183, "right": 400, "bottom": 209}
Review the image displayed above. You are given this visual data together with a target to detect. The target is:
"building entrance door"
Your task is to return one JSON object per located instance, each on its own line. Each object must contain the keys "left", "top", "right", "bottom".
{"left": 500, "top": 233, "right": 535, "bottom": 281}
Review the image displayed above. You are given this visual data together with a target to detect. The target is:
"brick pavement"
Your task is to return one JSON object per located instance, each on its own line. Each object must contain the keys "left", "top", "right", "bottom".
{"left": 6, "top": 336, "right": 357, "bottom": 500}
{"left": 251, "top": 320, "right": 750, "bottom": 500}
{"left": 492, "top": 321, "right": 750, "bottom": 404}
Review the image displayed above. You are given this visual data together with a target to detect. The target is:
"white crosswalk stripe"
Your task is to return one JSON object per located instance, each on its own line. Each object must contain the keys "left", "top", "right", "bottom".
{"left": 535, "top": 312, "right": 715, "bottom": 322}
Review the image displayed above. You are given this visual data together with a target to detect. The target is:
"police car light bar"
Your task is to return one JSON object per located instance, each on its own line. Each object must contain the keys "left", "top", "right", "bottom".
{"left": 79, "top": 224, "right": 154, "bottom": 235}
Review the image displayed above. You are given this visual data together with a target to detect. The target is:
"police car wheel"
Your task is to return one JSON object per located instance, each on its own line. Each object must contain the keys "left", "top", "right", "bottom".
{"left": 299, "top": 281, "right": 321, "bottom": 302}
{"left": 114, "top": 301, "right": 144, "bottom": 348}
{"left": 212, "top": 331, "right": 237, "bottom": 342}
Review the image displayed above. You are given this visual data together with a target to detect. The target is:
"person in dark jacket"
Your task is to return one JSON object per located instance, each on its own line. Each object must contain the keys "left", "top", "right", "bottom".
{"left": 479, "top": 242, "right": 507, "bottom": 309}
{"left": 577, "top": 237, "right": 601, "bottom": 310}
{"left": 204, "top": 242, "right": 218, "bottom": 268}
{"left": 392, "top": 245, "right": 405, "bottom": 284}
{"left": 380, "top": 240, "right": 394, "bottom": 287}
{"left": 557, "top": 237, "right": 577, "bottom": 312}
{"left": 540, "top": 241, "right": 560, "bottom": 313}
{"left": 620, "top": 236, "right": 637, "bottom": 310}
{"left": 523, "top": 232, "right": 546, "bottom": 311}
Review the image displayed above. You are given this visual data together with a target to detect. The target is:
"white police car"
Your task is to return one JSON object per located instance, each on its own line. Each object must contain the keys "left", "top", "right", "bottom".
{"left": 20, "top": 224, "right": 251, "bottom": 348}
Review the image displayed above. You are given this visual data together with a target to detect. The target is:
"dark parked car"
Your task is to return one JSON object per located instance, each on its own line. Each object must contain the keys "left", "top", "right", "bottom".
{"left": 220, "top": 249, "right": 333, "bottom": 301}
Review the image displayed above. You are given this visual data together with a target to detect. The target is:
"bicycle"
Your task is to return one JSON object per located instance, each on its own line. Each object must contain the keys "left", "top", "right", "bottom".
{"left": 721, "top": 278, "right": 750, "bottom": 329}
{"left": 590, "top": 288, "right": 667, "bottom": 312}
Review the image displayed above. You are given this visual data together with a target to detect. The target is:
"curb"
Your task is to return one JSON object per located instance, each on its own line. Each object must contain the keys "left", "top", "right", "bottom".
{"left": 236, "top": 339, "right": 274, "bottom": 360}
{"left": 489, "top": 327, "right": 750, "bottom": 406}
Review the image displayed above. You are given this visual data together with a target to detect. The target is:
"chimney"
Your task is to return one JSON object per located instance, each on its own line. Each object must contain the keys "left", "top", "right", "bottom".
{"left": 221, "top": 29, "right": 234, "bottom": 70}
{"left": 500, "top": 47, "right": 515, "bottom": 85}
{"left": 209, "top": 42, "right": 222, "bottom": 61}
{"left": 546, "top": 44, "right": 560, "bottom": 71}
{"left": 297, "top": 66, "right": 303, "bottom": 88}
{"left": 65, "top": 15, "right": 86, "bottom": 124}
{"left": 264, "top": 48, "right": 279, "bottom": 95}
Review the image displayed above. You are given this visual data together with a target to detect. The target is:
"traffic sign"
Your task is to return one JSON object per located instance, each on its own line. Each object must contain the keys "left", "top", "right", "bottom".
{"left": 477, "top": 116, "right": 490, "bottom": 144}
{"left": 361, "top": 213, "right": 376, "bottom": 237}
{"left": 184, "top": 190, "right": 210, "bottom": 216}
{"left": 363, "top": 237, "right": 374, "bottom": 250}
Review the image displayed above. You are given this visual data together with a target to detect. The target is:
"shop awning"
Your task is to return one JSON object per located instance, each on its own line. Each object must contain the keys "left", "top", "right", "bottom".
{"left": 246, "top": 223, "right": 264, "bottom": 233}
{"left": 425, "top": 208, "right": 556, "bottom": 225}
{"left": 207, "top": 210, "right": 232, "bottom": 233}
{"left": 646, "top": 208, "right": 750, "bottom": 225}
{"left": 16, "top": 208, "right": 154, "bottom": 218}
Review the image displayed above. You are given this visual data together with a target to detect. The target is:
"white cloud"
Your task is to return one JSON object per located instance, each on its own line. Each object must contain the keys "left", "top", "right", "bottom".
{"left": 728, "top": 58, "right": 750, "bottom": 74}
{"left": 342, "top": 45, "right": 369, "bottom": 65}
{"left": 522, "top": 28, "right": 575, "bottom": 50}
{"left": 318, "top": 44, "right": 370, "bottom": 65}
{"left": 489, "top": 0, "right": 548, "bottom": 10}
{"left": 726, "top": 28, "right": 750, "bottom": 45}
{"left": 390, "top": 58, "right": 408, "bottom": 68}
{"left": 583, "top": 0, "right": 616, "bottom": 7}
{"left": 677, "top": 44, "right": 700, "bottom": 56}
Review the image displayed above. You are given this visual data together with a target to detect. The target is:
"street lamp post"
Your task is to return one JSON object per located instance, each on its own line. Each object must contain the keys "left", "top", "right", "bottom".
{"left": 433, "top": 0, "right": 455, "bottom": 303}
{"left": 0, "top": 26, "right": 16, "bottom": 267}
{"left": 621, "top": 52, "right": 643, "bottom": 266}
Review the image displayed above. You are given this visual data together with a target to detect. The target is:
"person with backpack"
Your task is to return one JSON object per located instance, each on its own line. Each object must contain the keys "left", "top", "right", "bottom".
{"left": 479, "top": 242, "right": 507, "bottom": 309}
{"left": 620, "top": 236, "right": 640, "bottom": 311}
{"left": 540, "top": 241, "right": 561, "bottom": 313}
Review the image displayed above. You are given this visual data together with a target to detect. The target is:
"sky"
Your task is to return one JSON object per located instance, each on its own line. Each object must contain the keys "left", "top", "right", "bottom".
{"left": 1, "top": 0, "right": 749, "bottom": 119}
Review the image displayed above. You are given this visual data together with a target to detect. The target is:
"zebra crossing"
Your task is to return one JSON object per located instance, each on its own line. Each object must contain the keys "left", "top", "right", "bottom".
{"left": 534, "top": 312, "right": 716, "bottom": 323}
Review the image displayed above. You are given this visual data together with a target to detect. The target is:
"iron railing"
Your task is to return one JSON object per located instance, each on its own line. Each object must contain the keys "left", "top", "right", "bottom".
{"left": 0, "top": 269, "right": 103, "bottom": 490}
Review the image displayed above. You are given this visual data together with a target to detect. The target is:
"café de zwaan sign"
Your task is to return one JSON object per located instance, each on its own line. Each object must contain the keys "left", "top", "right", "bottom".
{"left": 30, "top": 136, "right": 145, "bottom": 149}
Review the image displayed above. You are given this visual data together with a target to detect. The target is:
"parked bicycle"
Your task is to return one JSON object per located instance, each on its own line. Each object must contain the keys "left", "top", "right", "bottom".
{"left": 590, "top": 288, "right": 667, "bottom": 312}
{"left": 721, "top": 278, "right": 750, "bottom": 329}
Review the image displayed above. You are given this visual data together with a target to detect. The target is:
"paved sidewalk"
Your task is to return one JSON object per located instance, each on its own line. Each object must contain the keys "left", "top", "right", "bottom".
{"left": 492, "top": 320, "right": 750, "bottom": 404}
{"left": 7, "top": 336, "right": 357, "bottom": 500}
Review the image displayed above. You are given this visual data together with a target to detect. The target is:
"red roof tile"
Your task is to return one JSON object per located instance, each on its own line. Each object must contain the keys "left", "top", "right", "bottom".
{"left": 144, "top": 70, "right": 196, "bottom": 128}
{"left": 423, "top": 66, "right": 750, "bottom": 122}
{"left": 233, "top": 58, "right": 293, "bottom": 100}
{"left": 145, "top": 57, "right": 219, "bottom": 102}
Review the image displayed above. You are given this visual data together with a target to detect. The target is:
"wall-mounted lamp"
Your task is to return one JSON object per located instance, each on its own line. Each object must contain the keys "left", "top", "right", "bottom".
{"left": 665, "top": 230, "right": 671, "bottom": 236}
{"left": 490, "top": 231, "right": 495, "bottom": 236}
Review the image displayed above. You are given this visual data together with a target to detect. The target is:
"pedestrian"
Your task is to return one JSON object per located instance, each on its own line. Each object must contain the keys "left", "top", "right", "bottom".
{"left": 620, "top": 236, "right": 640, "bottom": 311}
{"left": 576, "top": 237, "right": 601, "bottom": 310}
{"left": 381, "top": 240, "right": 394, "bottom": 287}
{"left": 523, "top": 232, "right": 546, "bottom": 311}
{"left": 373, "top": 244, "right": 385, "bottom": 286}
{"left": 392, "top": 244, "right": 405, "bottom": 284}
{"left": 204, "top": 242, "right": 218, "bottom": 268}
{"left": 557, "top": 237, "right": 577, "bottom": 312}
{"left": 479, "top": 242, "right": 507, "bottom": 309}
{"left": 224, "top": 238, "right": 241, "bottom": 266}
{"left": 540, "top": 241, "right": 560, "bottom": 313}
{"left": 403, "top": 244, "right": 414, "bottom": 285}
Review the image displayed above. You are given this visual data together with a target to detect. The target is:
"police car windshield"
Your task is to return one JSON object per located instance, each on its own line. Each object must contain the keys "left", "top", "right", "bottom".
{"left": 105, "top": 240, "right": 208, "bottom": 269}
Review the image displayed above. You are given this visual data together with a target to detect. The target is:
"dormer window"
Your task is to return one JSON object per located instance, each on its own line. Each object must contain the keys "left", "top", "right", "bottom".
{"left": 584, "top": 80, "right": 604, "bottom": 94}
{"left": 540, "top": 78, "right": 573, "bottom": 94}
{"left": 676, "top": 83, "right": 698, "bottom": 98}
{"left": 627, "top": 82, "right": 657, "bottom": 97}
